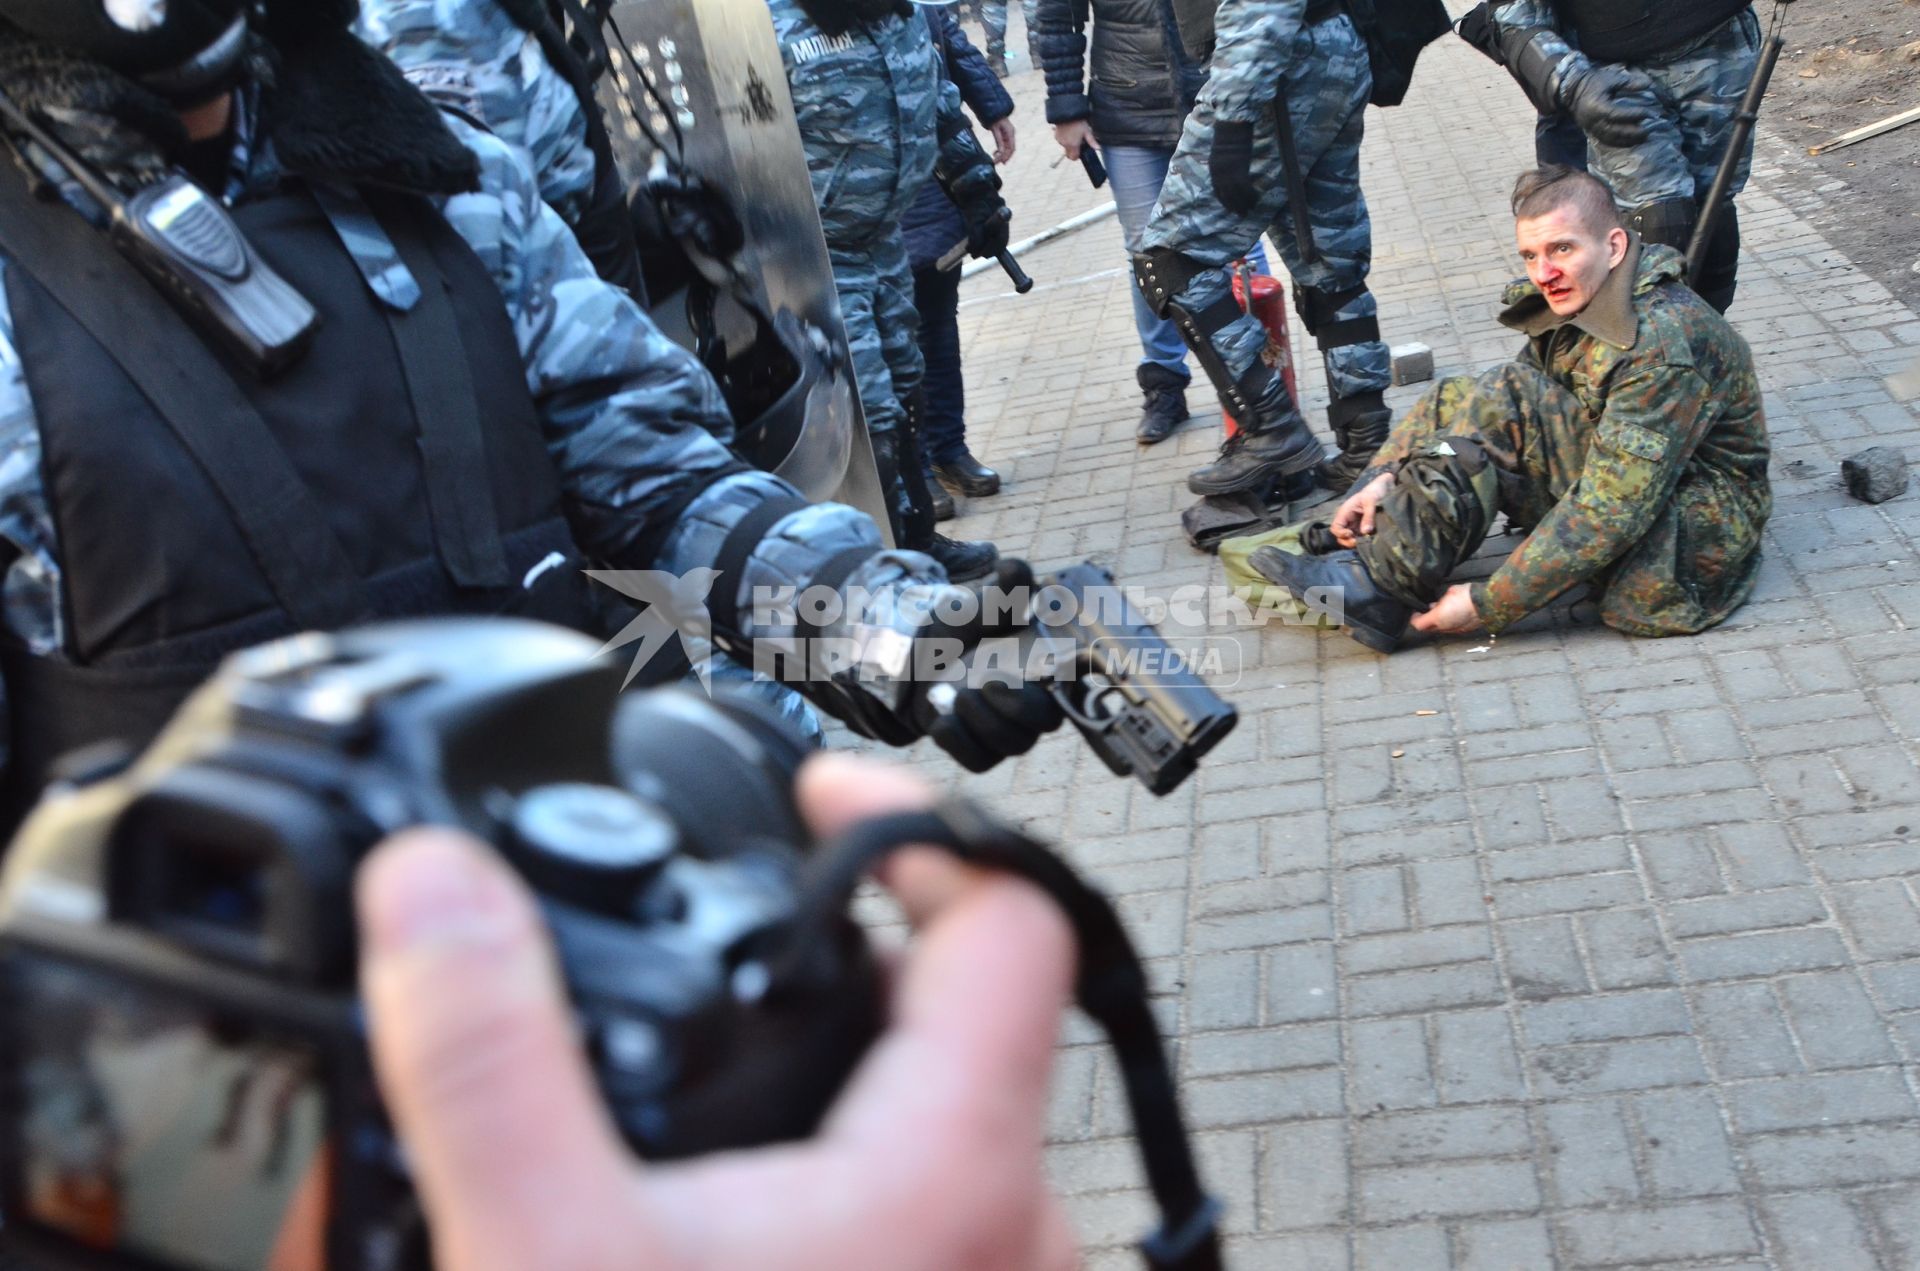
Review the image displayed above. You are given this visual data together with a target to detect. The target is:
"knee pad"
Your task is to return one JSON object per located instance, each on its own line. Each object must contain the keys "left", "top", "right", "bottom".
{"left": 1627, "top": 197, "right": 1697, "bottom": 253}
{"left": 1693, "top": 206, "right": 1739, "bottom": 313}
{"left": 1132, "top": 248, "right": 1212, "bottom": 321}
{"left": 1293, "top": 281, "right": 1380, "bottom": 352}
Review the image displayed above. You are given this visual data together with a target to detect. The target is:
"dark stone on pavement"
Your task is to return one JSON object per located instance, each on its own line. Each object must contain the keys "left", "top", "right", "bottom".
{"left": 1842, "top": 446, "right": 1909, "bottom": 503}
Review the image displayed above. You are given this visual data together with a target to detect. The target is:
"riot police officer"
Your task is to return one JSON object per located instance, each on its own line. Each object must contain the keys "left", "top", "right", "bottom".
{"left": 1133, "top": 0, "right": 1397, "bottom": 503}
{"left": 0, "top": 0, "right": 1057, "bottom": 829}
{"left": 769, "top": 0, "right": 1011, "bottom": 581}
{"left": 1484, "top": 0, "right": 1761, "bottom": 311}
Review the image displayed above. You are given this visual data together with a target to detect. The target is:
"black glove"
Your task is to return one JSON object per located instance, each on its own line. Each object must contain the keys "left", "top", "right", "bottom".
{"left": 935, "top": 123, "right": 1012, "bottom": 259}
{"left": 803, "top": 558, "right": 1065, "bottom": 771}
{"left": 1561, "top": 61, "right": 1659, "bottom": 148}
{"left": 1455, "top": 3, "right": 1500, "bottom": 62}
{"left": 910, "top": 559, "right": 1065, "bottom": 772}
{"left": 1209, "top": 120, "right": 1259, "bottom": 217}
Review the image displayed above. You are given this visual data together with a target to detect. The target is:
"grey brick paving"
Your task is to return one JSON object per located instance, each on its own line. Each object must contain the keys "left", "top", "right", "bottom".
{"left": 853, "top": 4, "right": 1920, "bottom": 1265}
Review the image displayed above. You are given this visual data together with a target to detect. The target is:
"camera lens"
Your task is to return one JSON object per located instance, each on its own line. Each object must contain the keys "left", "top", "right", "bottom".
{"left": 509, "top": 783, "right": 678, "bottom": 915}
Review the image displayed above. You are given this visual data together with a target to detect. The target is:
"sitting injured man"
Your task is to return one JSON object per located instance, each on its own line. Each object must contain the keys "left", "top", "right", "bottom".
{"left": 1252, "top": 164, "right": 1771, "bottom": 652}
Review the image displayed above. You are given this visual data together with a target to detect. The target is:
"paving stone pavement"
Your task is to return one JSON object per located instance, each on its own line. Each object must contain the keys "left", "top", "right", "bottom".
{"left": 856, "top": 12, "right": 1920, "bottom": 1269}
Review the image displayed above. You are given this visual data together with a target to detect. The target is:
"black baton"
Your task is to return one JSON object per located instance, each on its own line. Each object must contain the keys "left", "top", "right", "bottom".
{"left": 1272, "top": 94, "right": 1318, "bottom": 265}
{"left": 1686, "top": 2, "right": 1789, "bottom": 287}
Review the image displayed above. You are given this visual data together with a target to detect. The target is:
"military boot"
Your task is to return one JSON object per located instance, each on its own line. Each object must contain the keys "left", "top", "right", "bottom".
{"left": 1319, "top": 392, "right": 1393, "bottom": 491}
{"left": 1187, "top": 420, "right": 1325, "bottom": 496}
{"left": 1246, "top": 547, "right": 1413, "bottom": 654}
{"left": 986, "top": 48, "right": 1009, "bottom": 77}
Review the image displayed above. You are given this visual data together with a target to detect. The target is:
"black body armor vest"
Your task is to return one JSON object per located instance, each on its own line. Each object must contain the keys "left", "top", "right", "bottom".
{"left": 1551, "top": 0, "right": 1749, "bottom": 63}
{"left": 0, "top": 165, "right": 597, "bottom": 828}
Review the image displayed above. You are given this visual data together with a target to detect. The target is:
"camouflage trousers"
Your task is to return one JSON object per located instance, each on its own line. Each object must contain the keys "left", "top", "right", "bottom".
{"left": 1357, "top": 363, "right": 1767, "bottom": 636}
{"left": 1355, "top": 366, "right": 1573, "bottom": 608}
{"left": 1138, "top": 14, "right": 1391, "bottom": 408}
{"left": 980, "top": 0, "right": 1037, "bottom": 61}
{"left": 830, "top": 230, "right": 922, "bottom": 441}
{"left": 1591, "top": 8, "right": 1761, "bottom": 210}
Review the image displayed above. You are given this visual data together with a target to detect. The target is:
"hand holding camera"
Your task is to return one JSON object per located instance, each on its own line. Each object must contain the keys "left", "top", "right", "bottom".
{"left": 0, "top": 618, "right": 1224, "bottom": 1271}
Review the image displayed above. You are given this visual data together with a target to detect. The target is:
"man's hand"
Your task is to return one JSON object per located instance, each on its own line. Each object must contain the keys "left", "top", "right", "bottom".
{"left": 990, "top": 117, "right": 1017, "bottom": 165}
{"left": 1409, "top": 583, "right": 1483, "bottom": 636}
{"left": 1562, "top": 62, "right": 1660, "bottom": 148}
{"left": 1051, "top": 118, "right": 1095, "bottom": 161}
{"left": 357, "top": 754, "right": 1079, "bottom": 1271}
{"left": 1208, "top": 120, "right": 1259, "bottom": 216}
{"left": 1330, "top": 471, "right": 1395, "bottom": 548}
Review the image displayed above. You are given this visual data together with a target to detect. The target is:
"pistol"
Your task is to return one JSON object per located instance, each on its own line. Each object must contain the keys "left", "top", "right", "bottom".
{"left": 964, "top": 563, "right": 1236, "bottom": 795}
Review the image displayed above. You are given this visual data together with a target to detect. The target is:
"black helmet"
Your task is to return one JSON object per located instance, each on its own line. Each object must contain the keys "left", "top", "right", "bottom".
{"left": 0, "top": 0, "right": 251, "bottom": 103}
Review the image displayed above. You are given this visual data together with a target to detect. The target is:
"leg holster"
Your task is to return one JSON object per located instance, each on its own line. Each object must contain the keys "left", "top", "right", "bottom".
{"left": 1292, "top": 280, "right": 1380, "bottom": 352}
{"left": 1133, "top": 247, "right": 1292, "bottom": 425}
{"left": 1627, "top": 196, "right": 1697, "bottom": 253}
{"left": 1356, "top": 435, "right": 1502, "bottom": 607}
{"left": 1692, "top": 204, "right": 1739, "bottom": 313}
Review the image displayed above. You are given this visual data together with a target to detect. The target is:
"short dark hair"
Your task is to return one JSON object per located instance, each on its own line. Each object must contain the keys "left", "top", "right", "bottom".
{"left": 1510, "top": 166, "right": 1623, "bottom": 234}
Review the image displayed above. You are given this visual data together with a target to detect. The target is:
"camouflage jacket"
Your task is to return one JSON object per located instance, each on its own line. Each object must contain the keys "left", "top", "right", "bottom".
{"left": 356, "top": 0, "right": 597, "bottom": 224}
{"left": 1472, "top": 244, "right": 1771, "bottom": 635}
{"left": 768, "top": 0, "right": 964, "bottom": 248}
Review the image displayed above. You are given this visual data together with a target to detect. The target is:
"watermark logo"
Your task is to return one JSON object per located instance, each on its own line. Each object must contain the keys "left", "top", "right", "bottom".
{"left": 585, "top": 568, "right": 720, "bottom": 689}
{"left": 584, "top": 569, "right": 1329, "bottom": 691}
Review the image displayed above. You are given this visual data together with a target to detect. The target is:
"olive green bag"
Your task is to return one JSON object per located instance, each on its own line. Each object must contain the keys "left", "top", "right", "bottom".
{"left": 1217, "top": 517, "right": 1342, "bottom": 629}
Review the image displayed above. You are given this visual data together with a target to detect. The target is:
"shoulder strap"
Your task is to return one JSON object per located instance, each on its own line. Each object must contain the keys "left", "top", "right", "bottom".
{"left": 344, "top": 191, "right": 514, "bottom": 590}
{"left": 0, "top": 162, "right": 372, "bottom": 633}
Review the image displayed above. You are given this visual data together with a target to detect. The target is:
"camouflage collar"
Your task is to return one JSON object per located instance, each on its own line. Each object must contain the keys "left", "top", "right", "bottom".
{"left": 1498, "top": 233, "right": 1644, "bottom": 350}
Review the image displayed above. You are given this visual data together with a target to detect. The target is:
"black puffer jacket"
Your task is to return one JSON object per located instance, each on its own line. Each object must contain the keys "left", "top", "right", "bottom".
{"left": 1031, "top": 0, "right": 1203, "bottom": 149}
{"left": 902, "top": 4, "right": 1013, "bottom": 271}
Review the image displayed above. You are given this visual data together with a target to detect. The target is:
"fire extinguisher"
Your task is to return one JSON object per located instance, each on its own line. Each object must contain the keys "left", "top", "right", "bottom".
{"left": 1222, "top": 260, "right": 1298, "bottom": 440}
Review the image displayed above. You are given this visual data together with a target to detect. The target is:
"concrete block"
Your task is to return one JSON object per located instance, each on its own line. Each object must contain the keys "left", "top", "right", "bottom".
{"left": 1842, "top": 446, "right": 1909, "bottom": 503}
{"left": 1390, "top": 342, "right": 1435, "bottom": 386}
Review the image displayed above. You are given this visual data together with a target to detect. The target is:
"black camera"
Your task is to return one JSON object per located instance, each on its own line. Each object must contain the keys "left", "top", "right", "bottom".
{"left": 0, "top": 619, "right": 885, "bottom": 1271}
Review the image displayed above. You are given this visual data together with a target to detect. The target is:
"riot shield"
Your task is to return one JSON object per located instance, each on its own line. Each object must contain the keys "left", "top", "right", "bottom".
{"left": 592, "top": 0, "right": 891, "bottom": 539}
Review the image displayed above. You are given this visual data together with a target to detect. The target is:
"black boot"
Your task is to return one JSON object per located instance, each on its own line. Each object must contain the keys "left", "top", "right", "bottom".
{"left": 1246, "top": 547, "right": 1413, "bottom": 653}
{"left": 928, "top": 533, "right": 998, "bottom": 583}
{"left": 928, "top": 479, "right": 956, "bottom": 521}
{"left": 1187, "top": 420, "right": 1325, "bottom": 496}
{"left": 933, "top": 447, "right": 1001, "bottom": 496}
{"left": 1136, "top": 363, "right": 1190, "bottom": 445}
{"left": 1319, "top": 392, "right": 1392, "bottom": 491}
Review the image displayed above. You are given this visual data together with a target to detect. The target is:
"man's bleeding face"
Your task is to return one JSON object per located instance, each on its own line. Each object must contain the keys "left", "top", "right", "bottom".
{"left": 1515, "top": 207, "right": 1629, "bottom": 318}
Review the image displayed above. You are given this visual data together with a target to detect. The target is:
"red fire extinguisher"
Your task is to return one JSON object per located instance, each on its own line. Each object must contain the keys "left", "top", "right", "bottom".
{"left": 1222, "top": 262, "right": 1298, "bottom": 440}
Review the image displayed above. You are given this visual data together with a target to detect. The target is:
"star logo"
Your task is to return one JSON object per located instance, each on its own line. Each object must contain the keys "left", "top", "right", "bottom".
{"left": 585, "top": 568, "right": 724, "bottom": 691}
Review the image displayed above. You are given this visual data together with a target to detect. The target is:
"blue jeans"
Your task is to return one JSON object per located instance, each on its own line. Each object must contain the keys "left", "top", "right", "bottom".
{"left": 1106, "top": 142, "right": 1269, "bottom": 383}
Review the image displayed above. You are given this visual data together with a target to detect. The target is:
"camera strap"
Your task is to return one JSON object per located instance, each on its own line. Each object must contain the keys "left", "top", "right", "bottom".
{"left": 769, "top": 799, "right": 1224, "bottom": 1271}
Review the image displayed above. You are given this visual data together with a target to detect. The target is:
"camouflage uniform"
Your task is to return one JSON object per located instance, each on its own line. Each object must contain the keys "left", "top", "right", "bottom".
{"left": 1491, "top": 2, "right": 1761, "bottom": 310}
{"left": 1135, "top": 0, "right": 1392, "bottom": 487}
{"left": 1357, "top": 241, "right": 1771, "bottom": 637}
{"left": 356, "top": 0, "right": 596, "bottom": 223}
{"left": 769, "top": 0, "right": 962, "bottom": 527}
{"left": 980, "top": 0, "right": 1038, "bottom": 70}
